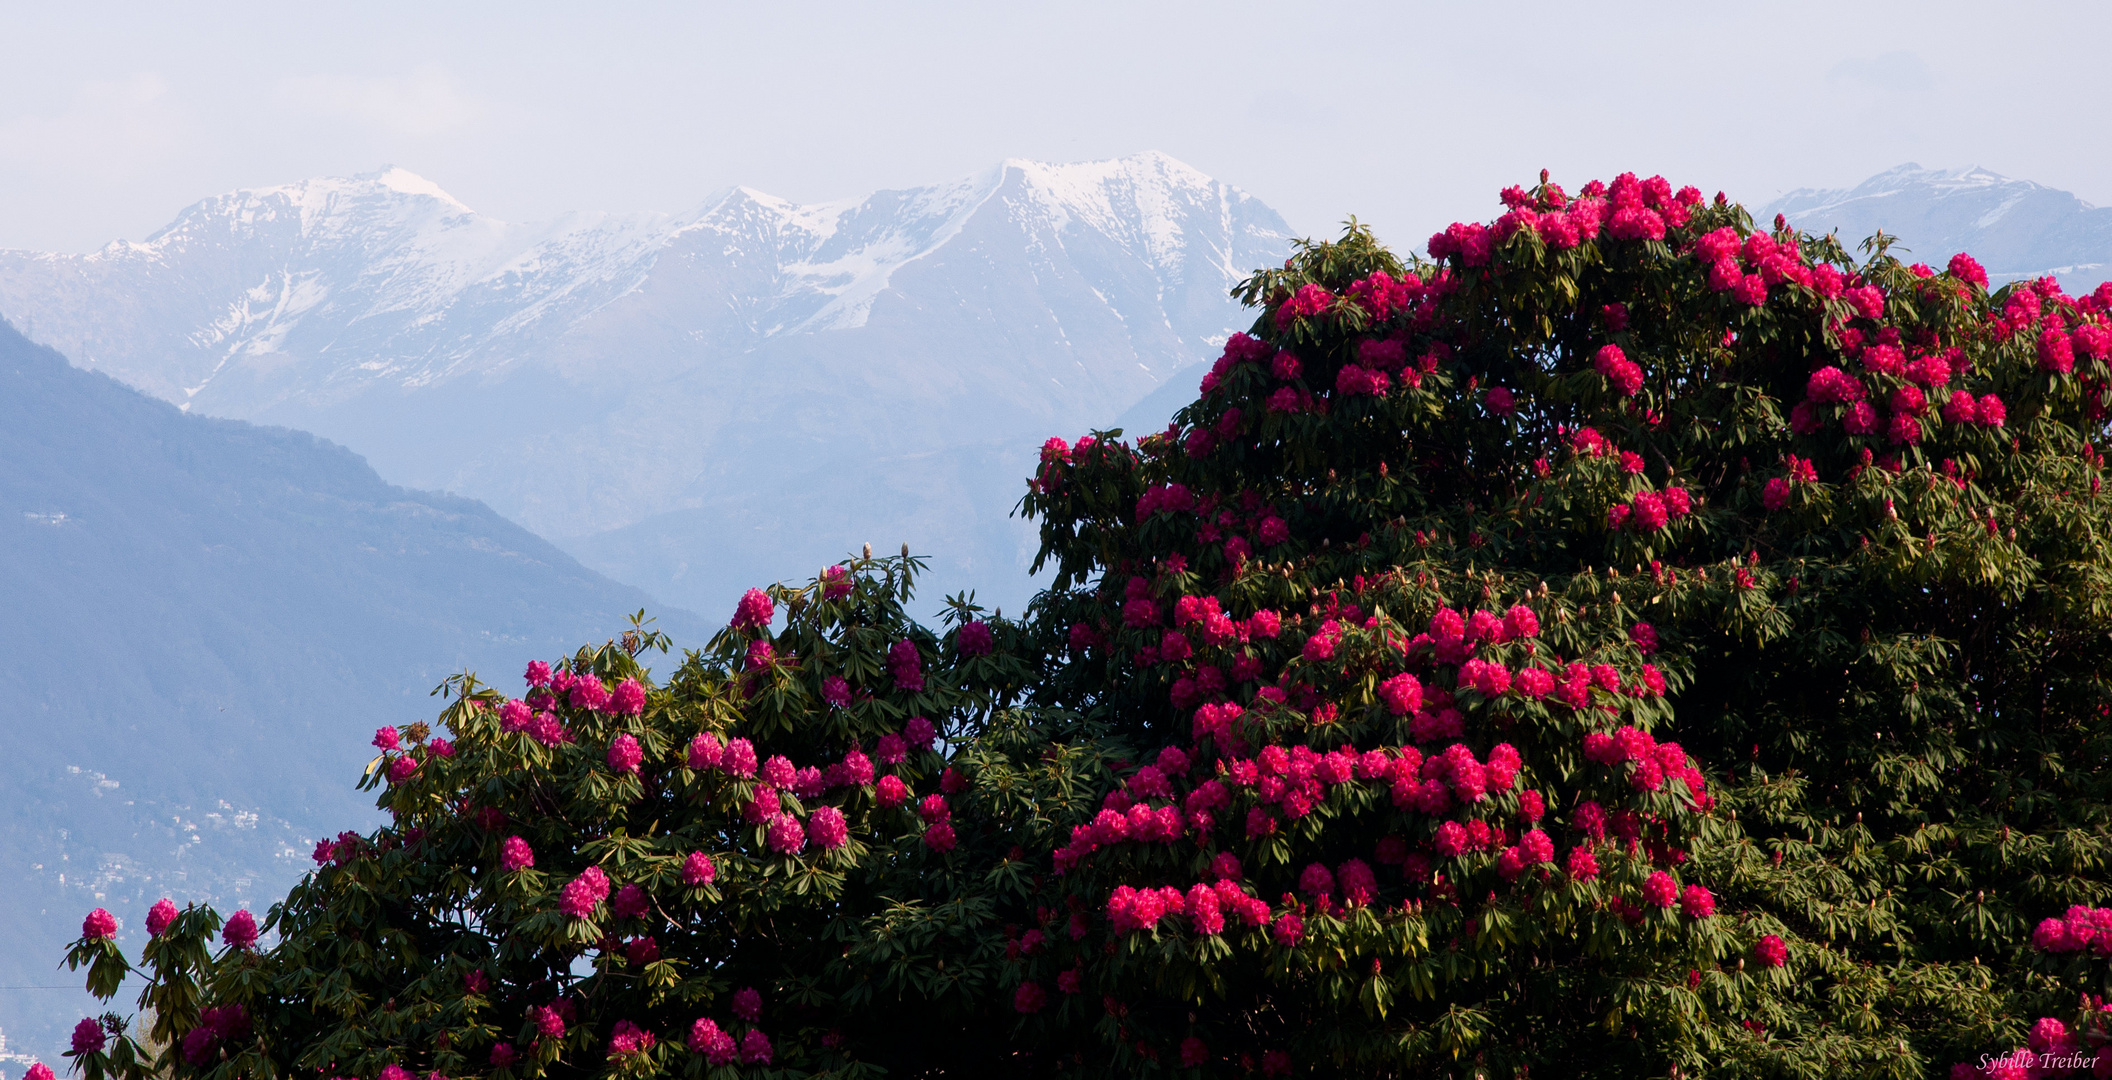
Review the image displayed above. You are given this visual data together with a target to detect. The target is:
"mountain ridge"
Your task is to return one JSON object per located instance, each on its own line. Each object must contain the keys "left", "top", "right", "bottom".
{"left": 1765, "top": 162, "right": 2112, "bottom": 289}
{"left": 0, "top": 152, "right": 1295, "bottom": 614}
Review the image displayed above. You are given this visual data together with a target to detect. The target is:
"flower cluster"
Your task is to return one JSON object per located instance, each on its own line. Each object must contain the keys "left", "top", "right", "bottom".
{"left": 559, "top": 866, "right": 611, "bottom": 919}
{"left": 2033, "top": 907, "right": 2112, "bottom": 956}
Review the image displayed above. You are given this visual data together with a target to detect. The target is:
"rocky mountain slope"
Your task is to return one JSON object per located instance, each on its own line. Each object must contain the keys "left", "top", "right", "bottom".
{"left": 0, "top": 321, "right": 704, "bottom": 1063}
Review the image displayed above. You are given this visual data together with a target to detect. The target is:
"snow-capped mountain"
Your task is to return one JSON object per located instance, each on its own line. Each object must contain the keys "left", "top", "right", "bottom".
{"left": 0, "top": 153, "right": 1293, "bottom": 614}
{"left": 1765, "top": 164, "right": 2112, "bottom": 291}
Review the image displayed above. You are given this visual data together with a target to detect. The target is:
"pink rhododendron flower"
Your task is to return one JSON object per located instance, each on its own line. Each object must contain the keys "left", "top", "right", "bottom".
{"left": 1979, "top": 394, "right": 2006, "bottom": 426}
{"left": 610, "top": 678, "right": 646, "bottom": 716}
{"left": 807, "top": 806, "right": 849, "bottom": 850}
{"left": 680, "top": 851, "right": 716, "bottom": 886}
{"left": 146, "top": 898, "right": 177, "bottom": 937}
{"left": 372, "top": 726, "right": 400, "bottom": 751}
{"left": 534, "top": 1006, "right": 565, "bottom": 1039}
{"left": 821, "top": 675, "right": 853, "bottom": 707}
{"left": 1505, "top": 604, "right": 1541, "bottom": 639}
{"left": 1495, "top": 847, "right": 1528, "bottom": 880}
{"left": 1013, "top": 981, "right": 1047, "bottom": 1013}
{"left": 888, "top": 639, "right": 926, "bottom": 692}
{"left": 1763, "top": 476, "right": 1790, "bottom": 511}
{"left": 2038, "top": 328, "right": 2075, "bottom": 373}
{"left": 1942, "top": 390, "right": 1978, "bottom": 424}
{"left": 689, "top": 1019, "right": 734, "bottom": 1063}
{"left": 1298, "top": 862, "right": 1334, "bottom": 900}
{"left": 222, "top": 909, "right": 258, "bottom": 950}
{"left": 860, "top": 764, "right": 908, "bottom": 805}
{"left": 1642, "top": 871, "right": 1678, "bottom": 908}
{"left": 731, "top": 987, "right": 762, "bottom": 1021}
{"left": 1846, "top": 284, "right": 1885, "bottom": 319}
{"left": 1630, "top": 622, "right": 1659, "bottom": 654}
{"left": 1947, "top": 252, "right": 1988, "bottom": 288}
{"left": 1337, "top": 859, "right": 1377, "bottom": 905}
{"left": 568, "top": 676, "right": 610, "bottom": 713}
{"left": 760, "top": 754, "right": 796, "bottom": 789}
{"left": 527, "top": 712, "right": 572, "bottom": 747}
{"left": 1377, "top": 672, "right": 1422, "bottom": 715}
{"left": 1755, "top": 934, "right": 1788, "bottom": 968}
{"left": 957, "top": 620, "right": 994, "bottom": 656}
{"left": 924, "top": 821, "right": 957, "bottom": 852}
{"left": 1593, "top": 344, "right": 1644, "bottom": 396}
{"left": 82, "top": 908, "right": 116, "bottom": 940}
{"left": 866, "top": 733, "right": 905, "bottom": 768}
{"left": 1302, "top": 623, "right": 1339, "bottom": 663}
{"left": 1806, "top": 366, "right": 1864, "bottom": 403}
{"left": 1274, "top": 283, "right": 1334, "bottom": 328}
{"left": 732, "top": 588, "right": 773, "bottom": 629}
{"left": 559, "top": 867, "right": 610, "bottom": 918}
{"left": 501, "top": 836, "right": 534, "bottom": 871}
{"left": 607, "top": 1020, "right": 654, "bottom": 1058}
{"left": 918, "top": 793, "right": 952, "bottom": 824}
{"left": 723, "top": 738, "right": 758, "bottom": 777}
{"left": 835, "top": 748, "right": 874, "bottom": 788}
{"left": 607, "top": 733, "right": 642, "bottom": 774}
{"left": 1179, "top": 1036, "right": 1210, "bottom": 1067}
{"left": 1272, "top": 912, "right": 1305, "bottom": 946}
{"left": 687, "top": 732, "right": 724, "bottom": 770}
{"left": 1629, "top": 491, "right": 1669, "bottom": 531}
{"left": 744, "top": 640, "right": 775, "bottom": 671}
{"left": 1863, "top": 343, "right": 1906, "bottom": 376}
{"left": 1680, "top": 884, "right": 1715, "bottom": 918}
{"left": 766, "top": 813, "right": 807, "bottom": 855}
{"left": 499, "top": 699, "right": 532, "bottom": 731}
{"left": 1433, "top": 820, "right": 1469, "bottom": 856}
{"left": 613, "top": 883, "right": 649, "bottom": 919}
{"left": 72, "top": 1017, "right": 107, "bottom": 1055}
{"left": 739, "top": 1030, "right": 773, "bottom": 1065}
{"left": 904, "top": 716, "right": 937, "bottom": 751}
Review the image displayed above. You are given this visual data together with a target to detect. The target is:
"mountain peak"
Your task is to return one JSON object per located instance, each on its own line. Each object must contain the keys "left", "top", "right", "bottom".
{"left": 1000, "top": 150, "right": 1218, "bottom": 194}
{"left": 352, "top": 165, "right": 473, "bottom": 212}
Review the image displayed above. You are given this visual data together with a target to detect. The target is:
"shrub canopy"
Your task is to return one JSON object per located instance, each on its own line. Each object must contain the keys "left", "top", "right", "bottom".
{"left": 59, "top": 172, "right": 2112, "bottom": 1080}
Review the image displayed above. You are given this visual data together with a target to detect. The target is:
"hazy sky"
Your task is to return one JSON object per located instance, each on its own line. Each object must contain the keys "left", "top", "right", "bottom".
{"left": 3, "top": 0, "right": 2106, "bottom": 254}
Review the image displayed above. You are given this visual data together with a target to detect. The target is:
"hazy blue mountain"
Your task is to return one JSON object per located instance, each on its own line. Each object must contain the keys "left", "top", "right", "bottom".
{"left": 0, "top": 321, "right": 705, "bottom": 1064}
{"left": 0, "top": 153, "right": 1295, "bottom": 617}
{"left": 1766, "top": 164, "right": 2112, "bottom": 292}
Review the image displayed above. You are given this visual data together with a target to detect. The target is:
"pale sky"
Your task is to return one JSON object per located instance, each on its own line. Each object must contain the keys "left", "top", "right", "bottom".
{"left": 3, "top": 0, "right": 2107, "bottom": 254}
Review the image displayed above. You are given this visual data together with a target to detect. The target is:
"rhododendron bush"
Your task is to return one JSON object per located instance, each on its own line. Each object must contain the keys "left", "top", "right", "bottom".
{"left": 57, "top": 172, "right": 2112, "bottom": 1079}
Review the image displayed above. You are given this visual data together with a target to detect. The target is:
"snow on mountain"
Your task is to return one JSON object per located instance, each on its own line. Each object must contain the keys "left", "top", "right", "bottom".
{"left": 1765, "top": 164, "right": 2112, "bottom": 291}
{"left": 0, "top": 152, "right": 1293, "bottom": 615}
